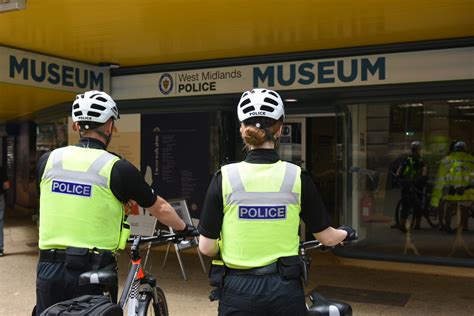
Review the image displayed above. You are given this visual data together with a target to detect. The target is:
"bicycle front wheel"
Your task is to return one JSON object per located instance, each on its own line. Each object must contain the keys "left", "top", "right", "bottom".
{"left": 395, "top": 200, "right": 402, "bottom": 225}
{"left": 395, "top": 200, "right": 416, "bottom": 229}
{"left": 424, "top": 205, "right": 440, "bottom": 228}
{"left": 137, "top": 287, "right": 169, "bottom": 316}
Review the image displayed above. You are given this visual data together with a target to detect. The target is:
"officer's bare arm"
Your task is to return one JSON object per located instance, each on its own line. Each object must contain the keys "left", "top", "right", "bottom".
{"left": 199, "top": 235, "right": 219, "bottom": 257}
{"left": 145, "top": 196, "right": 186, "bottom": 231}
{"left": 314, "top": 227, "right": 347, "bottom": 246}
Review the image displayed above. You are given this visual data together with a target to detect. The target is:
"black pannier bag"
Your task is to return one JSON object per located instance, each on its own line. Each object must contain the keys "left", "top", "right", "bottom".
{"left": 40, "top": 295, "right": 122, "bottom": 316}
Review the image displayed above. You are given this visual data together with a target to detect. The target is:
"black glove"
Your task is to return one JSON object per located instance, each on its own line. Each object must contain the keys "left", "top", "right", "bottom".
{"left": 338, "top": 225, "right": 358, "bottom": 242}
{"left": 175, "top": 223, "right": 198, "bottom": 237}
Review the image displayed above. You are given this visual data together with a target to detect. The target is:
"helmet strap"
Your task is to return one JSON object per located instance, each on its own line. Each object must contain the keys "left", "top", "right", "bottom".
{"left": 95, "top": 129, "right": 112, "bottom": 148}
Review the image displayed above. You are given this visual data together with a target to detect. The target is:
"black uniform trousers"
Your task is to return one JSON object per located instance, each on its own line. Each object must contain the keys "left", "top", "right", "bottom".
{"left": 35, "top": 250, "right": 117, "bottom": 315}
{"left": 218, "top": 273, "right": 306, "bottom": 316}
{"left": 400, "top": 185, "right": 423, "bottom": 222}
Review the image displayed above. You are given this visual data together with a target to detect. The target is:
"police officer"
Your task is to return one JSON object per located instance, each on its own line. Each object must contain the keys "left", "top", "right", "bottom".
{"left": 35, "top": 91, "right": 193, "bottom": 315}
{"left": 391, "top": 141, "right": 427, "bottom": 232}
{"left": 431, "top": 140, "right": 474, "bottom": 233}
{"left": 198, "top": 88, "right": 357, "bottom": 315}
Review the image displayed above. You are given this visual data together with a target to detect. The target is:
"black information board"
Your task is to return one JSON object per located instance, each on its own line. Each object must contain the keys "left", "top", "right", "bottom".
{"left": 141, "top": 113, "right": 210, "bottom": 218}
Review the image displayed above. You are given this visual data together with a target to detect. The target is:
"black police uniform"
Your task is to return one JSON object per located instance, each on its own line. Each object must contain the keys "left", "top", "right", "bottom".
{"left": 399, "top": 154, "right": 426, "bottom": 229}
{"left": 198, "top": 149, "right": 331, "bottom": 316}
{"left": 35, "top": 137, "right": 157, "bottom": 315}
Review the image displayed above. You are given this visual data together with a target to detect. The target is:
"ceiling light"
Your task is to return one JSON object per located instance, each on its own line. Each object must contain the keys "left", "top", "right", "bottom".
{"left": 284, "top": 99, "right": 298, "bottom": 102}
{"left": 399, "top": 103, "right": 424, "bottom": 108}
{"left": 457, "top": 105, "right": 474, "bottom": 110}
{"left": 447, "top": 99, "right": 471, "bottom": 103}
{"left": 0, "top": 0, "right": 26, "bottom": 12}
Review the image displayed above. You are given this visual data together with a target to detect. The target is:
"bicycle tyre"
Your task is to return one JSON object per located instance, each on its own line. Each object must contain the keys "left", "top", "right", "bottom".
{"left": 137, "top": 287, "right": 169, "bottom": 316}
{"left": 395, "top": 200, "right": 402, "bottom": 226}
{"left": 395, "top": 200, "right": 415, "bottom": 229}
{"left": 424, "top": 205, "right": 440, "bottom": 228}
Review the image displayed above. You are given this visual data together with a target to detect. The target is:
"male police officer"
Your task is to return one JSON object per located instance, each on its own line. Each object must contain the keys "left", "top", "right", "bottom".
{"left": 35, "top": 91, "right": 192, "bottom": 314}
{"left": 198, "top": 88, "right": 357, "bottom": 315}
{"left": 391, "top": 141, "right": 427, "bottom": 232}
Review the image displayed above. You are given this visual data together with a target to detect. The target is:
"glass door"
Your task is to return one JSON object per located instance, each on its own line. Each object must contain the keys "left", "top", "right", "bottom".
{"left": 276, "top": 117, "right": 306, "bottom": 169}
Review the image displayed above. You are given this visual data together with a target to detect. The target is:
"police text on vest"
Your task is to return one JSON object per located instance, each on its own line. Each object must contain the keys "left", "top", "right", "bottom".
{"left": 239, "top": 205, "right": 286, "bottom": 220}
{"left": 52, "top": 180, "right": 92, "bottom": 197}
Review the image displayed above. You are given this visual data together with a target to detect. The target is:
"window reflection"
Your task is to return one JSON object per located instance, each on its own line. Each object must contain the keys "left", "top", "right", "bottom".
{"left": 348, "top": 100, "right": 474, "bottom": 265}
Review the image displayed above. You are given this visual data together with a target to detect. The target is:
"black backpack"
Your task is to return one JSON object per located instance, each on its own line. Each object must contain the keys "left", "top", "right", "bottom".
{"left": 40, "top": 295, "right": 122, "bottom": 316}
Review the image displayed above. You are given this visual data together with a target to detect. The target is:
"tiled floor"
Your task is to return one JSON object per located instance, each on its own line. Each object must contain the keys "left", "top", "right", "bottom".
{"left": 1, "top": 215, "right": 473, "bottom": 316}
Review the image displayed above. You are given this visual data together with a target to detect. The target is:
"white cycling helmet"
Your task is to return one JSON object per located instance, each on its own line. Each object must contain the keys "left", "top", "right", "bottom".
{"left": 237, "top": 88, "right": 285, "bottom": 122}
{"left": 72, "top": 90, "right": 119, "bottom": 124}
{"left": 453, "top": 140, "right": 466, "bottom": 152}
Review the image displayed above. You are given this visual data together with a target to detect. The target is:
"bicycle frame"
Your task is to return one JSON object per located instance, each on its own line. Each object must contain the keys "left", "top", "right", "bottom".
{"left": 117, "top": 230, "right": 195, "bottom": 315}
{"left": 118, "top": 236, "right": 148, "bottom": 314}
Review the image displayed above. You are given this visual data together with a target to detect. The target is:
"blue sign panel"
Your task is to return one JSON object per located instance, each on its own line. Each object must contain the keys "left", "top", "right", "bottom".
{"left": 52, "top": 180, "right": 92, "bottom": 197}
{"left": 239, "top": 205, "right": 287, "bottom": 220}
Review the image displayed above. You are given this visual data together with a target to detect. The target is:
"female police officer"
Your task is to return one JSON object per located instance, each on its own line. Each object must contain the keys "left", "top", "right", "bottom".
{"left": 198, "top": 88, "right": 357, "bottom": 315}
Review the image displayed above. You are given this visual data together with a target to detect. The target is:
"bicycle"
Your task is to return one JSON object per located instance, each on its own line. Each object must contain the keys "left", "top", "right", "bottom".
{"left": 300, "top": 239, "right": 353, "bottom": 316}
{"left": 78, "top": 229, "right": 199, "bottom": 316}
{"left": 392, "top": 174, "right": 440, "bottom": 229}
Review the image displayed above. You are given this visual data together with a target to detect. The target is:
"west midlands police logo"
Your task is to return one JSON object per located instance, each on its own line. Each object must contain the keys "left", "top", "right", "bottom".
{"left": 159, "top": 73, "right": 173, "bottom": 95}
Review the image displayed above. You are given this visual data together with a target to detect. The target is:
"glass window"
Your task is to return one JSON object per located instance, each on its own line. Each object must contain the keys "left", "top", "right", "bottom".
{"left": 345, "top": 99, "right": 474, "bottom": 266}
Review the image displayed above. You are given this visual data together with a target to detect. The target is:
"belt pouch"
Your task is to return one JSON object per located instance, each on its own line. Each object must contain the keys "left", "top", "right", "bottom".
{"left": 65, "top": 247, "right": 90, "bottom": 270}
{"left": 118, "top": 221, "right": 131, "bottom": 250}
{"left": 209, "top": 260, "right": 225, "bottom": 287}
{"left": 277, "top": 256, "right": 301, "bottom": 280}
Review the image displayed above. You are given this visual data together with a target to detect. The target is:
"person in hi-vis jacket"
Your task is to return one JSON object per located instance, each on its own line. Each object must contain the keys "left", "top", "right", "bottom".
{"left": 198, "top": 88, "right": 357, "bottom": 316}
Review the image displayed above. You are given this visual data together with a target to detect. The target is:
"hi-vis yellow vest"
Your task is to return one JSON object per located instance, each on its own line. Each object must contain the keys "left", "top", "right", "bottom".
{"left": 431, "top": 151, "right": 474, "bottom": 206}
{"left": 220, "top": 161, "right": 301, "bottom": 269}
{"left": 39, "top": 146, "right": 126, "bottom": 251}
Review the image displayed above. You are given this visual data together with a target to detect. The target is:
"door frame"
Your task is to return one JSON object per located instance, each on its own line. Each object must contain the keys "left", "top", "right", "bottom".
{"left": 282, "top": 116, "right": 307, "bottom": 169}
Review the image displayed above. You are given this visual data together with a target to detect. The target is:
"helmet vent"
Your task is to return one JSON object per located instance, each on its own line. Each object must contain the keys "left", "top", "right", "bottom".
{"left": 73, "top": 104, "right": 80, "bottom": 109}
{"left": 89, "top": 93, "right": 101, "bottom": 98}
{"left": 260, "top": 105, "right": 274, "bottom": 112}
{"left": 242, "top": 106, "right": 255, "bottom": 114}
{"left": 264, "top": 97, "right": 279, "bottom": 106}
{"left": 87, "top": 111, "right": 101, "bottom": 118}
{"left": 90, "top": 103, "right": 106, "bottom": 111}
{"left": 239, "top": 98, "right": 251, "bottom": 108}
{"left": 96, "top": 97, "right": 108, "bottom": 102}
{"left": 74, "top": 111, "right": 83, "bottom": 117}
{"left": 268, "top": 91, "right": 278, "bottom": 98}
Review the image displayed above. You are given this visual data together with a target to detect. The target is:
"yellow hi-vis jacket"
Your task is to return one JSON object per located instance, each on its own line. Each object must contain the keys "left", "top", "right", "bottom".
{"left": 39, "top": 146, "right": 128, "bottom": 251}
{"left": 431, "top": 151, "right": 474, "bottom": 207}
{"left": 220, "top": 160, "right": 301, "bottom": 269}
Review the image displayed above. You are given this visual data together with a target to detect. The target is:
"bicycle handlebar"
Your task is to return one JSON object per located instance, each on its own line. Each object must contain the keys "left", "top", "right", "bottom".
{"left": 300, "top": 239, "right": 355, "bottom": 253}
{"left": 300, "top": 240, "right": 336, "bottom": 252}
{"left": 127, "top": 229, "right": 200, "bottom": 245}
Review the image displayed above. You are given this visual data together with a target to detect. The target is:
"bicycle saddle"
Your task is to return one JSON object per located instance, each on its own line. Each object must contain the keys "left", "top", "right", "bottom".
{"left": 307, "top": 290, "right": 353, "bottom": 316}
{"left": 79, "top": 270, "right": 118, "bottom": 286}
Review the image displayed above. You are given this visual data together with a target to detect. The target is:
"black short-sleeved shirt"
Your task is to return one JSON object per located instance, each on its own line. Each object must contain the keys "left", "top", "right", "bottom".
{"left": 36, "top": 137, "right": 156, "bottom": 207}
{"left": 198, "top": 149, "right": 330, "bottom": 239}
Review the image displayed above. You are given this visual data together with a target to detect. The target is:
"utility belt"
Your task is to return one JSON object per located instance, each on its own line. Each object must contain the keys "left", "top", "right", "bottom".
{"left": 208, "top": 256, "right": 302, "bottom": 301}
{"left": 39, "top": 247, "right": 116, "bottom": 271}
